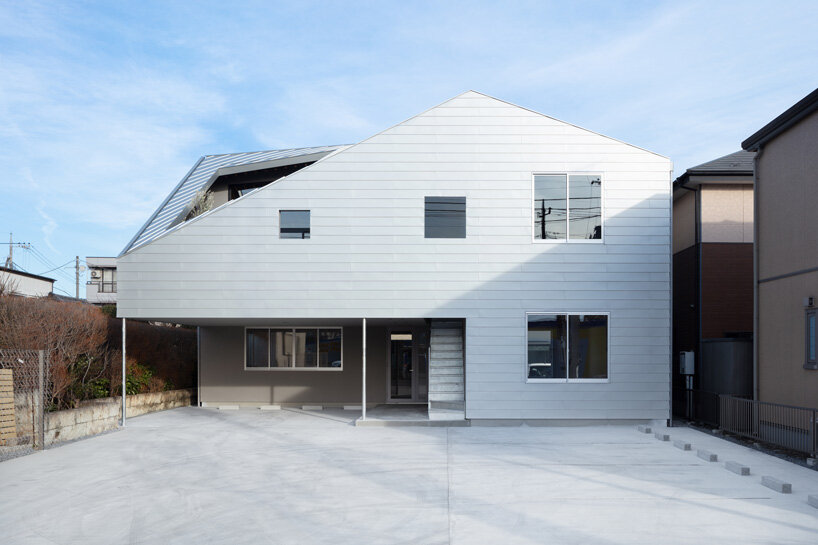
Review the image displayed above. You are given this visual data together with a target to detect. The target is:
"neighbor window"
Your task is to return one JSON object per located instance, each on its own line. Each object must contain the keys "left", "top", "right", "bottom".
{"left": 245, "top": 327, "right": 342, "bottom": 370}
{"left": 807, "top": 310, "right": 817, "bottom": 369}
{"left": 533, "top": 174, "right": 602, "bottom": 241}
{"left": 280, "top": 210, "right": 310, "bottom": 239}
{"left": 526, "top": 313, "right": 608, "bottom": 381}
{"left": 425, "top": 197, "right": 466, "bottom": 238}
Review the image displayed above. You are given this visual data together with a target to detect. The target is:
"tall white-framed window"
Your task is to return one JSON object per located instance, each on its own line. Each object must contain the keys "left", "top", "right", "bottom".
{"left": 245, "top": 327, "right": 343, "bottom": 370}
{"left": 526, "top": 312, "right": 609, "bottom": 382}
{"left": 532, "top": 173, "right": 603, "bottom": 242}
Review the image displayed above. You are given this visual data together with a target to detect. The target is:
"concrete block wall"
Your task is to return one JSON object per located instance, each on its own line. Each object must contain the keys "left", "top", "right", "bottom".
{"left": 45, "top": 388, "right": 193, "bottom": 445}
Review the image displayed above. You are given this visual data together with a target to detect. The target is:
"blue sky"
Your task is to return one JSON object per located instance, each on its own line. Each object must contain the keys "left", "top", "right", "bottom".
{"left": 1, "top": 0, "right": 816, "bottom": 297}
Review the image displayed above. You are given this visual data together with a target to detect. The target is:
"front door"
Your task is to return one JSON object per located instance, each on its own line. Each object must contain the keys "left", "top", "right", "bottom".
{"left": 388, "top": 332, "right": 428, "bottom": 403}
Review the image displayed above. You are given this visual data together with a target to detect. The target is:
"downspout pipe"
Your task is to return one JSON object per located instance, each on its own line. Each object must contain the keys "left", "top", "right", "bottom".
{"left": 752, "top": 146, "right": 763, "bottom": 401}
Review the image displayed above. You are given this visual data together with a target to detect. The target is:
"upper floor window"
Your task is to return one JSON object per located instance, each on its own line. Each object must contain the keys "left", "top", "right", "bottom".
{"left": 280, "top": 210, "right": 310, "bottom": 239}
{"left": 425, "top": 197, "right": 466, "bottom": 238}
{"left": 533, "top": 174, "right": 602, "bottom": 241}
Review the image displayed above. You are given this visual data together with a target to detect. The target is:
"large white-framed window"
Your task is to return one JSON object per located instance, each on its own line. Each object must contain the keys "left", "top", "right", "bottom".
{"left": 525, "top": 312, "right": 609, "bottom": 382}
{"left": 532, "top": 173, "right": 603, "bottom": 242}
{"left": 244, "top": 327, "right": 343, "bottom": 370}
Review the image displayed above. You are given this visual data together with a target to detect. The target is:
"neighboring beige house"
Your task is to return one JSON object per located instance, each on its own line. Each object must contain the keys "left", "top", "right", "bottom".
{"left": 0, "top": 266, "right": 55, "bottom": 297}
{"left": 742, "top": 87, "right": 818, "bottom": 408}
{"left": 672, "top": 151, "right": 754, "bottom": 417}
{"left": 85, "top": 257, "right": 117, "bottom": 305}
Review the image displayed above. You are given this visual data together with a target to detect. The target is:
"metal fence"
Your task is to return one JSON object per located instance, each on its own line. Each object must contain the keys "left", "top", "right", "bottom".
{"left": 720, "top": 395, "right": 818, "bottom": 456}
{"left": 0, "top": 349, "right": 49, "bottom": 461}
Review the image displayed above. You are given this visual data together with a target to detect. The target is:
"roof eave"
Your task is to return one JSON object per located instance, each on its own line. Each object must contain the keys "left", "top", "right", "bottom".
{"left": 742, "top": 87, "right": 818, "bottom": 150}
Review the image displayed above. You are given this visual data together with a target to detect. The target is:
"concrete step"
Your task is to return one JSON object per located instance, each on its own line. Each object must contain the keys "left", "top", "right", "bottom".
{"left": 428, "top": 408, "right": 466, "bottom": 421}
{"left": 429, "top": 392, "right": 465, "bottom": 402}
{"left": 429, "top": 365, "right": 463, "bottom": 377}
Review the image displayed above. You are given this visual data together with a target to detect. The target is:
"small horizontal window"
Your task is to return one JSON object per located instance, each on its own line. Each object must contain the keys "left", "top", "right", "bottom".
{"left": 280, "top": 210, "right": 310, "bottom": 239}
{"left": 527, "top": 313, "right": 608, "bottom": 381}
{"left": 246, "top": 327, "right": 342, "bottom": 370}
{"left": 425, "top": 197, "right": 466, "bottom": 238}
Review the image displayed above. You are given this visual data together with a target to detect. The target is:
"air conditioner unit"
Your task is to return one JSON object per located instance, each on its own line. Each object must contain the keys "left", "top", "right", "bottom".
{"left": 90, "top": 270, "right": 101, "bottom": 279}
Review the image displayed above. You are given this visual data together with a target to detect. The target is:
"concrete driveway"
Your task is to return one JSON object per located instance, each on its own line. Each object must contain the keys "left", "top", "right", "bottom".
{"left": 2, "top": 407, "right": 818, "bottom": 544}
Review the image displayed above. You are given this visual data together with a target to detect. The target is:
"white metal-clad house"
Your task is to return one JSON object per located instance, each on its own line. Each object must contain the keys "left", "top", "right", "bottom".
{"left": 117, "top": 91, "right": 672, "bottom": 423}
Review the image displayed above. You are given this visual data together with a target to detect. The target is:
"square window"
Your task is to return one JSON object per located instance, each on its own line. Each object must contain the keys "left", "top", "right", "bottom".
{"left": 280, "top": 210, "right": 310, "bottom": 239}
{"left": 246, "top": 329, "right": 269, "bottom": 368}
{"left": 534, "top": 174, "right": 602, "bottom": 241}
{"left": 425, "top": 197, "right": 466, "bottom": 238}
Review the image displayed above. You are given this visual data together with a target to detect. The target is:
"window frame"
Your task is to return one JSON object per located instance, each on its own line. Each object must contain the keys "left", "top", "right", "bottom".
{"left": 806, "top": 309, "right": 817, "bottom": 370}
{"left": 424, "top": 196, "right": 467, "bottom": 239}
{"left": 279, "top": 210, "right": 311, "bottom": 239}
{"left": 524, "top": 311, "right": 610, "bottom": 383}
{"left": 531, "top": 173, "right": 604, "bottom": 244}
{"left": 243, "top": 326, "right": 343, "bottom": 371}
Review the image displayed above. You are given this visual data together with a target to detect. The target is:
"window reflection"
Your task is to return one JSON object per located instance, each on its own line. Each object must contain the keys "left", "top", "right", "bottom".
{"left": 533, "top": 175, "right": 567, "bottom": 240}
{"left": 569, "top": 175, "right": 602, "bottom": 240}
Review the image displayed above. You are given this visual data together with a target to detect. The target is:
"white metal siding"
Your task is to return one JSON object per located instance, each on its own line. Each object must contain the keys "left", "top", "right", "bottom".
{"left": 118, "top": 91, "right": 672, "bottom": 420}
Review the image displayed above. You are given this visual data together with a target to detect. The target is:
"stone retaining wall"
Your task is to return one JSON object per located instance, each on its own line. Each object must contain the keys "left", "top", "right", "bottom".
{"left": 45, "top": 389, "right": 194, "bottom": 445}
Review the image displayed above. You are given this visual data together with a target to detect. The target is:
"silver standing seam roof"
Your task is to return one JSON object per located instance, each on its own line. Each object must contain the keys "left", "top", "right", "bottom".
{"left": 121, "top": 146, "right": 344, "bottom": 255}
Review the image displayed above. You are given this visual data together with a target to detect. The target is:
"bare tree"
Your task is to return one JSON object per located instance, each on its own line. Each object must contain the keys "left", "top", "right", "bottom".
{"left": 186, "top": 189, "right": 214, "bottom": 220}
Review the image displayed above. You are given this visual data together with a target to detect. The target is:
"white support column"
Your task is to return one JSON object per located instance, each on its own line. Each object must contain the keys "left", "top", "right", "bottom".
{"left": 121, "top": 318, "right": 126, "bottom": 427}
{"left": 362, "top": 318, "right": 367, "bottom": 421}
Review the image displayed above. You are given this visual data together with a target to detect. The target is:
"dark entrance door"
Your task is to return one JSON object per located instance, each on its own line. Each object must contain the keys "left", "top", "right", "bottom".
{"left": 389, "top": 332, "right": 428, "bottom": 402}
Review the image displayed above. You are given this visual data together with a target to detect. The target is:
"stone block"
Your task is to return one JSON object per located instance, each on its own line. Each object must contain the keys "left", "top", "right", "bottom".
{"left": 259, "top": 405, "right": 281, "bottom": 411}
{"left": 218, "top": 405, "right": 239, "bottom": 410}
{"left": 761, "top": 476, "right": 791, "bottom": 494}
{"left": 637, "top": 425, "right": 651, "bottom": 434}
{"left": 654, "top": 432, "right": 670, "bottom": 441}
{"left": 302, "top": 405, "right": 323, "bottom": 411}
{"left": 673, "top": 439, "right": 691, "bottom": 451}
{"left": 724, "top": 461, "right": 750, "bottom": 475}
{"left": 697, "top": 449, "right": 717, "bottom": 462}
{"left": 808, "top": 495, "right": 818, "bottom": 509}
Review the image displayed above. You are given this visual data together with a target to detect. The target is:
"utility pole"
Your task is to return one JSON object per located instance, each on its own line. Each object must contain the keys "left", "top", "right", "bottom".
{"left": 75, "top": 256, "right": 80, "bottom": 299}
{"left": 5, "top": 233, "right": 12, "bottom": 269}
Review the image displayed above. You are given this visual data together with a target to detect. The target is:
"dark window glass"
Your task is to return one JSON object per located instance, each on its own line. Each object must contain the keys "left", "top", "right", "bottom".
{"left": 527, "top": 315, "right": 566, "bottom": 379}
{"left": 533, "top": 175, "right": 567, "bottom": 240}
{"left": 569, "top": 175, "right": 602, "bottom": 240}
{"left": 425, "top": 197, "right": 466, "bottom": 238}
{"left": 293, "top": 329, "right": 318, "bottom": 367}
{"left": 318, "top": 329, "right": 343, "bottom": 368}
{"left": 246, "top": 329, "right": 269, "bottom": 368}
{"left": 280, "top": 210, "right": 310, "bottom": 239}
{"left": 568, "top": 315, "right": 608, "bottom": 379}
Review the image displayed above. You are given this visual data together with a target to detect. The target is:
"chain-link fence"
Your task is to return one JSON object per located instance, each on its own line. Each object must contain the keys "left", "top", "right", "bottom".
{"left": 0, "top": 349, "right": 49, "bottom": 461}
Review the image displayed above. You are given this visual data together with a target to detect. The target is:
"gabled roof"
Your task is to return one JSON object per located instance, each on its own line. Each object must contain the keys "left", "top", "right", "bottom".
{"left": 0, "top": 266, "right": 55, "bottom": 283}
{"left": 673, "top": 150, "right": 755, "bottom": 188}
{"left": 743, "top": 87, "right": 818, "bottom": 151}
{"left": 121, "top": 146, "right": 344, "bottom": 255}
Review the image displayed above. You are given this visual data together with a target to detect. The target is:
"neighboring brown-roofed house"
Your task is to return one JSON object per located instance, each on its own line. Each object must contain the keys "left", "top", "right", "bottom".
{"left": 743, "top": 87, "right": 818, "bottom": 408}
{"left": 672, "top": 150, "right": 755, "bottom": 419}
